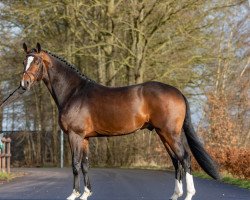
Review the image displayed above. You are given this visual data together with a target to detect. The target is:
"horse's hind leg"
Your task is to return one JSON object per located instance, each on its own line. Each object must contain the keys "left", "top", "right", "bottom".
{"left": 157, "top": 130, "right": 195, "bottom": 200}
{"left": 184, "top": 158, "right": 196, "bottom": 200}
{"left": 158, "top": 134, "right": 183, "bottom": 200}
{"left": 67, "top": 132, "right": 83, "bottom": 200}
{"left": 80, "top": 138, "right": 92, "bottom": 200}
{"left": 169, "top": 156, "right": 184, "bottom": 200}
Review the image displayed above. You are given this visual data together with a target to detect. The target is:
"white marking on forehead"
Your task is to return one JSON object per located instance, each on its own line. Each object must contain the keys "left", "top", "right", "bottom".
{"left": 25, "top": 56, "right": 34, "bottom": 71}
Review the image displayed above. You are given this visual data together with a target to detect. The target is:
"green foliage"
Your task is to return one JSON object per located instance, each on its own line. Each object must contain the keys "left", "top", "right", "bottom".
{"left": 0, "top": 172, "right": 12, "bottom": 181}
{"left": 222, "top": 176, "right": 250, "bottom": 190}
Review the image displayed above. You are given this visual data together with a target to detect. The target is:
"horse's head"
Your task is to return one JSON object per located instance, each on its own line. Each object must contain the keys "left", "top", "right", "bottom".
{"left": 21, "top": 43, "right": 45, "bottom": 90}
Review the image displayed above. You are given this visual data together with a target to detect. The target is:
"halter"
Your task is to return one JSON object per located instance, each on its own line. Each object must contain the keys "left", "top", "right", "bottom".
{"left": 22, "top": 53, "right": 45, "bottom": 88}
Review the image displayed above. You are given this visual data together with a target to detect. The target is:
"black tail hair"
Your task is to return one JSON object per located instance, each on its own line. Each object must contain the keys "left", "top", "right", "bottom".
{"left": 183, "top": 95, "right": 220, "bottom": 180}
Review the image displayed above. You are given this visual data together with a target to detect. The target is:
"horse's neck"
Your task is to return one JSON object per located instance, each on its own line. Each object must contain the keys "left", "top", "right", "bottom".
{"left": 43, "top": 58, "right": 87, "bottom": 109}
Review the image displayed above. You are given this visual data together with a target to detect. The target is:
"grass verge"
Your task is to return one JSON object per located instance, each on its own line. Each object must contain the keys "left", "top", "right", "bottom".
{"left": 0, "top": 171, "right": 27, "bottom": 183}
{"left": 193, "top": 171, "right": 250, "bottom": 190}
{"left": 0, "top": 172, "right": 12, "bottom": 181}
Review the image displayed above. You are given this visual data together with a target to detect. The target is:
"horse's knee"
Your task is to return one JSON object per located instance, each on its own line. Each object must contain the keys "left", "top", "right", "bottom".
{"left": 72, "top": 159, "right": 81, "bottom": 175}
{"left": 81, "top": 157, "right": 89, "bottom": 173}
{"left": 81, "top": 164, "right": 88, "bottom": 174}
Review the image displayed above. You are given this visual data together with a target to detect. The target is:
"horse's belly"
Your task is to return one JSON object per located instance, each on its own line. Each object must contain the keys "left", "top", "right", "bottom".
{"left": 93, "top": 109, "right": 149, "bottom": 135}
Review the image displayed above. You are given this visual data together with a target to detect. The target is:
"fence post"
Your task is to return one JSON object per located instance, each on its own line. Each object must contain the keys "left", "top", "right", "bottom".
{"left": 60, "top": 130, "right": 64, "bottom": 168}
{"left": 0, "top": 137, "right": 11, "bottom": 173}
{"left": 1, "top": 137, "right": 6, "bottom": 173}
{"left": 6, "top": 138, "right": 11, "bottom": 173}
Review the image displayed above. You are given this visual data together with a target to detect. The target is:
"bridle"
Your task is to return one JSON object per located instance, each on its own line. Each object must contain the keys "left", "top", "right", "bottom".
{"left": 1, "top": 53, "right": 45, "bottom": 107}
{"left": 22, "top": 53, "right": 45, "bottom": 89}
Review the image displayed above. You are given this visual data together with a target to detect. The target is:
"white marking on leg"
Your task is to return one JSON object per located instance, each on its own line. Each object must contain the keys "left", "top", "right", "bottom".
{"left": 67, "top": 189, "right": 81, "bottom": 200}
{"left": 170, "top": 179, "right": 183, "bottom": 200}
{"left": 184, "top": 173, "right": 196, "bottom": 200}
{"left": 80, "top": 186, "right": 92, "bottom": 200}
{"left": 25, "top": 56, "right": 34, "bottom": 71}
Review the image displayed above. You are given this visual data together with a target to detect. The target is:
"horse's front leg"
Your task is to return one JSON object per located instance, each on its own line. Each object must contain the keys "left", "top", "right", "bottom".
{"left": 67, "top": 132, "right": 83, "bottom": 200}
{"left": 80, "top": 138, "right": 92, "bottom": 200}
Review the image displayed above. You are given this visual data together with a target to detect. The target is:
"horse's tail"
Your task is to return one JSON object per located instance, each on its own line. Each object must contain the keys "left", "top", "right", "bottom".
{"left": 182, "top": 95, "right": 220, "bottom": 180}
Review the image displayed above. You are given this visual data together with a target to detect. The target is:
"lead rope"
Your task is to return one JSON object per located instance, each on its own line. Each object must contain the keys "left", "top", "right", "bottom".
{"left": 0, "top": 85, "right": 26, "bottom": 108}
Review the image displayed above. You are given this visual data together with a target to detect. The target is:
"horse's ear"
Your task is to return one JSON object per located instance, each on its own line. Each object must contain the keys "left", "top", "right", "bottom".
{"left": 23, "top": 43, "right": 28, "bottom": 53}
{"left": 36, "top": 43, "right": 41, "bottom": 53}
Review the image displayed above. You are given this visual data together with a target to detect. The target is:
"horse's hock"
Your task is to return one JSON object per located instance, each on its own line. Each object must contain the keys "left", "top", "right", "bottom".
{"left": 0, "top": 137, "right": 11, "bottom": 173}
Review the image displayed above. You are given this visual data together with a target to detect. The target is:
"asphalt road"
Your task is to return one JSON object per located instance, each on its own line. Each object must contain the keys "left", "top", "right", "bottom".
{"left": 0, "top": 168, "right": 249, "bottom": 200}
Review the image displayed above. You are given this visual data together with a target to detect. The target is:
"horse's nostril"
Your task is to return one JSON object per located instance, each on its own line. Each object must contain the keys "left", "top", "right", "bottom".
{"left": 26, "top": 81, "right": 29, "bottom": 86}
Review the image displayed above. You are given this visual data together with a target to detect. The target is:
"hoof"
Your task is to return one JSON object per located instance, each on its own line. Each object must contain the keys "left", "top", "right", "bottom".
{"left": 80, "top": 192, "right": 92, "bottom": 200}
{"left": 80, "top": 187, "right": 92, "bottom": 200}
{"left": 184, "top": 194, "right": 195, "bottom": 200}
{"left": 184, "top": 192, "right": 196, "bottom": 200}
{"left": 169, "top": 192, "right": 183, "bottom": 200}
{"left": 67, "top": 189, "right": 81, "bottom": 200}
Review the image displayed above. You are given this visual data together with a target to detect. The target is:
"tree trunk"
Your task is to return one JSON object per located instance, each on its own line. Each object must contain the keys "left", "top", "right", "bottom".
{"left": 34, "top": 85, "right": 42, "bottom": 165}
{"left": 105, "top": 0, "right": 116, "bottom": 86}
{"left": 131, "top": 2, "right": 147, "bottom": 84}
{"left": 51, "top": 97, "right": 58, "bottom": 164}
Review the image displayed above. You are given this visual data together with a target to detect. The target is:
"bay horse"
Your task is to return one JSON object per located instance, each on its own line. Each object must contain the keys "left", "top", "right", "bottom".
{"left": 19, "top": 43, "right": 219, "bottom": 200}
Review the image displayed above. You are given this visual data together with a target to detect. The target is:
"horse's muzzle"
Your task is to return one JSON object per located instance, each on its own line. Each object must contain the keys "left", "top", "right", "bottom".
{"left": 20, "top": 79, "right": 31, "bottom": 90}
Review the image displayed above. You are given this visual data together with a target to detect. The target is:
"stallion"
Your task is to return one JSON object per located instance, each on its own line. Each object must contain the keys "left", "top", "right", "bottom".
{"left": 4, "top": 43, "right": 220, "bottom": 200}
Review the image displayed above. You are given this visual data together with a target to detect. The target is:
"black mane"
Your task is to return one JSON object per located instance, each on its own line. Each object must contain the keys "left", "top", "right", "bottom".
{"left": 43, "top": 50, "right": 94, "bottom": 82}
